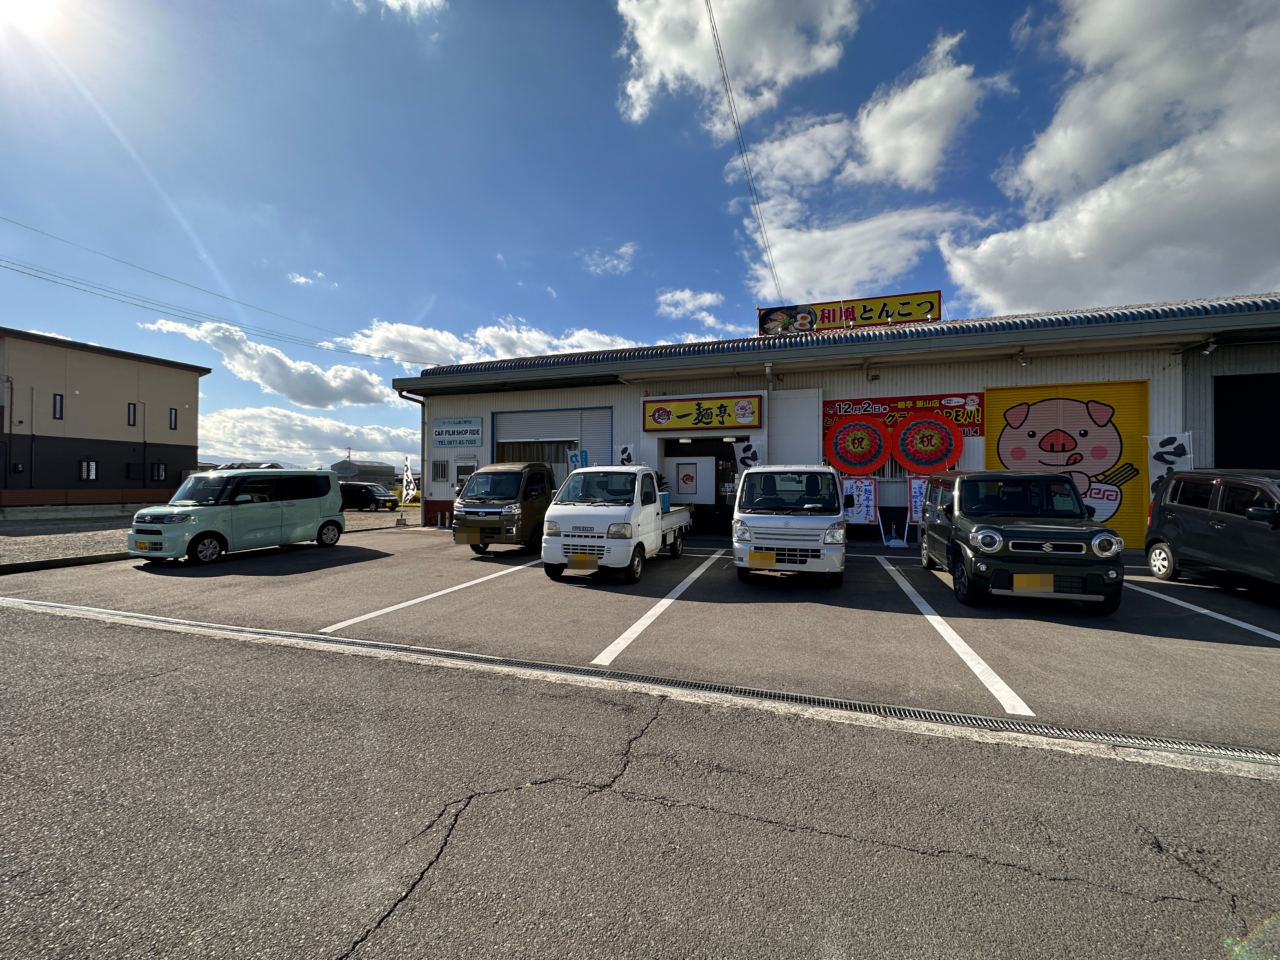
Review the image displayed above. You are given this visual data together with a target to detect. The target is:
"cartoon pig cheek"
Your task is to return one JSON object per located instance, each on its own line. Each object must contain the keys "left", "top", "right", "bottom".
{"left": 1009, "top": 446, "right": 1027, "bottom": 461}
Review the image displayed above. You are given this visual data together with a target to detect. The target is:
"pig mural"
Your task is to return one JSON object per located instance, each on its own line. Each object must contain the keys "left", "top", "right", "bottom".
{"left": 996, "top": 398, "right": 1137, "bottom": 523}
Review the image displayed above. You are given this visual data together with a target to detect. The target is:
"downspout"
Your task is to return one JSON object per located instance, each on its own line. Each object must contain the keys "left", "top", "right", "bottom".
{"left": 0, "top": 374, "right": 11, "bottom": 491}
{"left": 397, "top": 389, "right": 427, "bottom": 527}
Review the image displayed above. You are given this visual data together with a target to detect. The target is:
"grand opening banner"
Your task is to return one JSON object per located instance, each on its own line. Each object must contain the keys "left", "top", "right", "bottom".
{"left": 823, "top": 393, "right": 984, "bottom": 475}
{"left": 758, "top": 291, "right": 941, "bottom": 336}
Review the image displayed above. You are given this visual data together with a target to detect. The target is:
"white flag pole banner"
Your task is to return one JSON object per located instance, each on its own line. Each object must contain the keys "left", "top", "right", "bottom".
{"left": 733, "top": 441, "right": 764, "bottom": 472}
{"left": 1146, "top": 433, "right": 1193, "bottom": 496}
{"left": 401, "top": 455, "right": 418, "bottom": 502}
{"left": 614, "top": 444, "right": 635, "bottom": 466}
{"left": 907, "top": 477, "right": 927, "bottom": 524}
{"left": 843, "top": 477, "right": 877, "bottom": 524}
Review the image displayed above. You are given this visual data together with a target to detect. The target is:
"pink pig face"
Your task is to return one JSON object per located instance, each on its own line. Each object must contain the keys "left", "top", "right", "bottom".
{"left": 997, "top": 398, "right": 1122, "bottom": 490}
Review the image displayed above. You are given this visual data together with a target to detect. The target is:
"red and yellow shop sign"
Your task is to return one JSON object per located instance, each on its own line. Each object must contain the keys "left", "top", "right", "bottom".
{"left": 758, "top": 290, "right": 942, "bottom": 336}
{"left": 985, "top": 381, "right": 1148, "bottom": 543}
{"left": 643, "top": 395, "right": 763, "bottom": 432}
{"left": 823, "top": 393, "right": 982, "bottom": 476}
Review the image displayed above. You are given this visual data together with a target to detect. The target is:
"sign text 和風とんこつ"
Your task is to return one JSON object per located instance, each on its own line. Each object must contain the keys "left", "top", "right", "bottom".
{"left": 643, "top": 396, "right": 762, "bottom": 432}
{"left": 757, "top": 291, "right": 941, "bottom": 336}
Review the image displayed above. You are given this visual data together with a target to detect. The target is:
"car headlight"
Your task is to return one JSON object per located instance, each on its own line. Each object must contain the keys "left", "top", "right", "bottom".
{"left": 607, "top": 522, "right": 633, "bottom": 539}
{"left": 544, "top": 520, "right": 561, "bottom": 536}
{"left": 969, "top": 529, "right": 1003, "bottom": 553}
{"left": 824, "top": 521, "right": 846, "bottom": 544}
{"left": 453, "top": 499, "right": 464, "bottom": 513}
{"left": 502, "top": 504, "right": 522, "bottom": 516}
{"left": 732, "top": 519, "right": 752, "bottom": 542}
{"left": 163, "top": 514, "right": 191, "bottom": 524}
{"left": 1091, "top": 532, "right": 1124, "bottom": 558}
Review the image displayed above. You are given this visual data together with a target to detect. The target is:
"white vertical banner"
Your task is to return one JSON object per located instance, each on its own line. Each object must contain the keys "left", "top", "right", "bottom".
{"left": 401, "top": 455, "right": 418, "bottom": 502}
{"left": 614, "top": 444, "right": 636, "bottom": 466}
{"left": 907, "top": 477, "right": 927, "bottom": 523}
{"left": 843, "top": 477, "right": 877, "bottom": 524}
{"left": 1147, "top": 433, "right": 1192, "bottom": 496}
{"left": 733, "top": 440, "right": 764, "bottom": 471}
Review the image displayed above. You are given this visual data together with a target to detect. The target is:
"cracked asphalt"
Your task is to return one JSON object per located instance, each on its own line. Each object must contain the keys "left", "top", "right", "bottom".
{"left": 2, "top": 606, "right": 1278, "bottom": 959}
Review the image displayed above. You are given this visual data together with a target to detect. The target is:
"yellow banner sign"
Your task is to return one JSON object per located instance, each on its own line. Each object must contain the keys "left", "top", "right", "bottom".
{"left": 758, "top": 290, "right": 942, "bottom": 335}
{"left": 643, "top": 395, "right": 763, "bottom": 432}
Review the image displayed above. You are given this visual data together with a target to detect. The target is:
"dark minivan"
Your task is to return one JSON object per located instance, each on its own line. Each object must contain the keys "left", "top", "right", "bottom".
{"left": 339, "top": 482, "right": 399, "bottom": 511}
{"left": 1146, "top": 470, "right": 1280, "bottom": 588}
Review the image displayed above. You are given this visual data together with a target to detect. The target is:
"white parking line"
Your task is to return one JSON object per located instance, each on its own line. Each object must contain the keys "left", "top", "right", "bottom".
{"left": 590, "top": 550, "right": 725, "bottom": 667}
{"left": 1126, "top": 583, "right": 1280, "bottom": 644}
{"left": 318, "top": 559, "right": 542, "bottom": 634}
{"left": 876, "top": 557, "right": 1034, "bottom": 717}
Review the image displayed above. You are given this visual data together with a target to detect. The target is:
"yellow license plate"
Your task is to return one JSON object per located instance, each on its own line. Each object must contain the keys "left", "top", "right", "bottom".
{"left": 1013, "top": 573, "right": 1055, "bottom": 592}
{"left": 455, "top": 527, "right": 482, "bottom": 545}
{"left": 568, "top": 554, "right": 599, "bottom": 570}
{"left": 135, "top": 541, "right": 149, "bottom": 550}
{"left": 749, "top": 551, "right": 776, "bottom": 569}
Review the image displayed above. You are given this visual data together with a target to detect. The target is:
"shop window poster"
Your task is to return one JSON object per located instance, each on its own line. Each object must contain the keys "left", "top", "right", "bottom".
{"left": 985, "top": 381, "right": 1148, "bottom": 544}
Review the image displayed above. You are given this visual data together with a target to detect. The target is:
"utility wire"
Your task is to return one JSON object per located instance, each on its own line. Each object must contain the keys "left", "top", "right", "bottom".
{"left": 704, "top": 0, "right": 785, "bottom": 305}
{"left": 0, "top": 212, "right": 347, "bottom": 340}
{"left": 0, "top": 256, "right": 441, "bottom": 368}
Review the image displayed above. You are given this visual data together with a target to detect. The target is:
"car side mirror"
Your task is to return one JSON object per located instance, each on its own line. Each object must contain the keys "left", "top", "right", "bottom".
{"left": 1246, "top": 506, "right": 1279, "bottom": 523}
{"left": 1085, "top": 505, "right": 1097, "bottom": 518}
{"left": 843, "top": 493, "right": 854, "bottom": 509}
{"left": 234, "top": 494, "right": 252, "bottom": 504}
{"left": 943, "top": 502, "right": 953, "bottom": 517}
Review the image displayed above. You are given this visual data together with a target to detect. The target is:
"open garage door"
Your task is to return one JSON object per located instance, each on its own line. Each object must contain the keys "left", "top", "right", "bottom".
{"left": 1215, "top": 372, "right": 1280, "bottom": 468}
{"left": 494, "top": 408, "right": 611, "bottom": 484}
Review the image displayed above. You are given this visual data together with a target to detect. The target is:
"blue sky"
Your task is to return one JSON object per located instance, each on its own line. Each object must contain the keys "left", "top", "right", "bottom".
{"left": 2, "top": 0, "right": 1277, "bottom": 466}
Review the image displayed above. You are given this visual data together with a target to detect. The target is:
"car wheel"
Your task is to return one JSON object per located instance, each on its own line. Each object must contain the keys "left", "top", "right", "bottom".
{"left": 544, "top": 563, "right": 565, "bottom": 581}
{"left": 317, "top": 522, "right": 342, "bottom": 547}
{"left": 187, "top": 535, "right": 224, "bottom": 565}
{"left": 737, "top": 566, "right": 752, "bottom": 583}
{"left": 920, "top": 537, "right": 936, "bottom": 570}
{"left": 1147, "top": 542, "right": 1178, "bottom": 581}
{"left": 952, "top": 557, "right": 988, "bottom": 606}
{"left": 827, "top": 570, "right": 844, "bottom": 588}
{"left": 524, "top": 523, "right": 543, "bottom": 553}
{"left": 622, "top": 546, "right": 645, "bottom": 584}
{"left": 1084, "top": 593, "right": 1122, "bottom": 615}
{"left": 470, "top": 543, "right": 489, "bottom": 555}
{"left": 669, "top": 531, "right": 684, "bottom": 559}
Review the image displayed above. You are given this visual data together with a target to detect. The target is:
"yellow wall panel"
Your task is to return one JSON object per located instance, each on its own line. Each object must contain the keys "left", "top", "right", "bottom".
{"left": 985, "top": 380, "right": 1149, "bottom": 544}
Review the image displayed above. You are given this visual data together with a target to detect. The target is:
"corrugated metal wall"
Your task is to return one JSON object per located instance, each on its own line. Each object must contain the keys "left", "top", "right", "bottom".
{"left": 1182, "top": 342, "right": 1280, "bottom": 467}
{"left": 419, "top": 348, "right": 1183, "bottom": 502}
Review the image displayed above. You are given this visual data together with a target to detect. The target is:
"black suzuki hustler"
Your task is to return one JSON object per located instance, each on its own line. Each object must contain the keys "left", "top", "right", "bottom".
{"left": 920, "top": 470, "right": 1126, "bottom": 614}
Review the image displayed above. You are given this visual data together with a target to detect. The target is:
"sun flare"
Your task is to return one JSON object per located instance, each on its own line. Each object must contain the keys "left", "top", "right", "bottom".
{"left": 0, "top": 0, "right": 59, "bottom": 36}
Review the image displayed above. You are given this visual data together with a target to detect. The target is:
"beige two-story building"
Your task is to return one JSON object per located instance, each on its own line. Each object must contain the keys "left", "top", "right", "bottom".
{"left": 0, "top": 327, "right": 211, "bottom": 506}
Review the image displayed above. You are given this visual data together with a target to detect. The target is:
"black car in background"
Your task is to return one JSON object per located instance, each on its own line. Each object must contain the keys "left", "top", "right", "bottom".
{"left": 339, "top": 482, "right": 399, "bottom": 511}
{"left": 1146, "top": 470, "right": 1280, "bottom": 589}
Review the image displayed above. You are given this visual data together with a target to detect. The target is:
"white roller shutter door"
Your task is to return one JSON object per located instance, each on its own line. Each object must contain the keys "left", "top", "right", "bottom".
{"left": 579, "top": 408, "right": 612, "bottom": 465}
{"left": 494, "top": 410, "right": 582, "bottom": 442}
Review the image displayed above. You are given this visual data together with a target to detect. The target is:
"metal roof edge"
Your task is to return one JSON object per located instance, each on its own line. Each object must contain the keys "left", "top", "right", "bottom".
{"left": 0, "top": 325, "right": 214, "bottom": 375}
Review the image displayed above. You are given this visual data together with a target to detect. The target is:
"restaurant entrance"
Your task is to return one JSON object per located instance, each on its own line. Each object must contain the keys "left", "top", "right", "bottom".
{"left": 662, "top": 437, "right": 746, "bottom": 535}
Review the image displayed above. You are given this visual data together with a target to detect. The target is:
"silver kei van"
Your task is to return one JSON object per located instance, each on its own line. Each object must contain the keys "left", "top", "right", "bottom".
{"left": 127, "top": 469, "right": 345, "bottom": 565}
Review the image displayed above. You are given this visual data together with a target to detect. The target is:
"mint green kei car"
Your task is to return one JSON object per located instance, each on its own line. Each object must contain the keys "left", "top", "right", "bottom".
{"left": 128, "top": 469, "right": 345, "bottom": 565}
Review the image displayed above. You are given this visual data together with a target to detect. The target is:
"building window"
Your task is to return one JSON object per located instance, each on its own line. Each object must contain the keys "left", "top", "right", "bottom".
{"left": 169, "top": 407, "right": 178, "bottom": 430}
{"left": 53, "top": 394, "right": 64, "bottom": 420}
{"left": 431, "top": 460, "right": 449, "bottom": 482}
{"left": 151, "top": 463, "right": 167, "bottom": 482}
{"left": 79, "top": 460, "right": 97, "bottom": 481}
{"left": 128, "top": 403, "right": 137, "bottom": 426}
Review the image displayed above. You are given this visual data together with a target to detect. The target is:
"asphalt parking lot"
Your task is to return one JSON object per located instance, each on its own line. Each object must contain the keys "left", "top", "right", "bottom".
{"left": 1, "top": 525, "right": 1277, "bottom": 753}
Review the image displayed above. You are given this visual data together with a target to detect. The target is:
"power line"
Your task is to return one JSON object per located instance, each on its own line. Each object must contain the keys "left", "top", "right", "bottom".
{"left": 704, "top": 0, "right": 785, "bottom": 305}
{"left": 0, "top": 255, "right": 442, "bottom": 368}
{"left": 0, "top": 212, "right": 347, "bottom": 340}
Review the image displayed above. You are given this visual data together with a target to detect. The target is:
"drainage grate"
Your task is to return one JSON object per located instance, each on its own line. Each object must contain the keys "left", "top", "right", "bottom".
{"left": 5, "top": 598, "right": 1278, "bottom": 768}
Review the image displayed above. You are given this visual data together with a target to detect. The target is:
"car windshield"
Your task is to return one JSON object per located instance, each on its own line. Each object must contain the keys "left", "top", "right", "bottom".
{"left": 555, "top": 472, "right": 637, "bottom": 504}
{"left": 960, "top": 478, "right": 1085, "bottom": 518}
{"left": 367, "top": 484, "right": 389, "bottom": 495}
{"left": 738, "top": 471, "right": 840, "bottom": 515}
{"left": 459, "top": 472, "right": 522, "bottom": 501}
{"left": 170, "top": 475, "right": 234, "bottom": 506}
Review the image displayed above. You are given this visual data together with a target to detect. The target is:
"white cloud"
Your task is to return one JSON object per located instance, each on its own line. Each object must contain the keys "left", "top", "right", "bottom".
{"left": 546, "top": 287, "right": 557, "bottom": 298}
{"left": 200, "top": 407, "right": 420, "bottom": 469}
{"left": 28, "top": 329, "right": 72, "bottom": 339}
{"left": 142, "top": 320, "right": 400, "bottom": 409}
{"left": 945, "top": 0, "right": 1280, "bottom": 315}
{"left": 348, "top": 0, "right": 446, "bottom": 18}
{"left": 581, "top": 241, "right": 638, "bottom": 275}
{"left": 617, "top": 0, "right": 859, "bottom": 139}
{"left": 288, "top": 273, "right": 313, "bottom": 285}
{"left": 496, "top": 253, "right": 505, "bottom": 265}
{"left": 655, "top": 288, "right": 723, "bottom": 317}
{"left": 340, "top": 317, "right": 643, "bottom": 372}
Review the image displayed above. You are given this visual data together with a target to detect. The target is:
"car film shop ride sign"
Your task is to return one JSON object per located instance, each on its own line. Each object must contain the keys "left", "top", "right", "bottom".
{"left": 758, "top": 290, "right": 942, "bottom": 336}
{"left": 643, "top": 395, "right": 763, "bottom": 432}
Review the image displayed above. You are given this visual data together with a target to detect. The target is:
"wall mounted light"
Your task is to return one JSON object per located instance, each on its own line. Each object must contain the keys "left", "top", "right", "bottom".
{"left": 1202, "top": 338, "right": 1217, "bottom": 356}
{"left": 1016, "top": 347, "right": 1028, "bottom": 366}
{"left": 678, "top": 438, "right": 692, "bottom": 444}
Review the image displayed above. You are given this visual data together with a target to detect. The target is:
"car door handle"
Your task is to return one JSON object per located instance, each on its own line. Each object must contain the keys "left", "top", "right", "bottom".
{"left": 1164, "top": 512, "right": 1175, "bottom": 519}
{"left": 1210, "top": 521, "right": 1226, "bottom": 528}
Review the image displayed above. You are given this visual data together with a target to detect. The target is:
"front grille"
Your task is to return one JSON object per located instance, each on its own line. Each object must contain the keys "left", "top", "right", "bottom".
{"left": 135, "top": 528, "right": 164, "bottom": 536}
{"left": 754, "top": 547, "right": 823, "bottom": 564}
{"left": 1010, "top": 541, "right": 1087, "bottom": 554}
{"left": 753, "top": 527, "right": 822, "bottom": 543}
{"left": 149, "top": 542, "right": 166, "bottom": 552}
{"left": 464, "top": 510, "right": 503, "bottom": 519}
{"left": 135, "top": 515, "right": 166, "bottom": 524}
{"left": 563, "top": 544, "right": 606, "bottom": 558}
{"left": 564, "top": 533, "right": 605, "bottom": 540}
{"left": 1054, "top": 575, "right": 1086, "bottom": 594}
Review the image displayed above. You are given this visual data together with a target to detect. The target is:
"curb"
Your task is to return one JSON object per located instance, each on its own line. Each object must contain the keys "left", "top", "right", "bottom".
{"left": 0, "top": 552, "right": 132, "bottom": 577}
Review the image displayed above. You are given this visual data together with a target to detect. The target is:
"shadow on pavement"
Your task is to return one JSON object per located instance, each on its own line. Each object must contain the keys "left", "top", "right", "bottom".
{"left": 133, "top": 543, "right": 392, "bottom": 577}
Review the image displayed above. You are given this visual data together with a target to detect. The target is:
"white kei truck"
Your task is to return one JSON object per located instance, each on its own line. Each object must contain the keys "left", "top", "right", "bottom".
{"left": 732, "top": 464, "right": 849, "bottom": 587}
{"left": 541, "top": 465, "right": 692, "bottom": 584}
